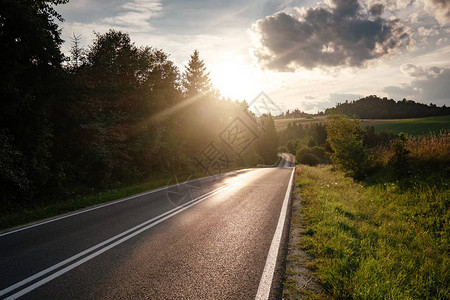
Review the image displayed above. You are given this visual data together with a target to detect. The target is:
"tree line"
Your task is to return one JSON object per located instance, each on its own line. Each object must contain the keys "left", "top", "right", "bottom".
{"left": 326, "top": 95, "right": 450, "bottom": 119}
{"left": 0, "top": 0, "right": 278, "bottom": 209}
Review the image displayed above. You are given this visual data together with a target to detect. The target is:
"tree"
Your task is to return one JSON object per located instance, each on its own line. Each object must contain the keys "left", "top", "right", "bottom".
{"left": 256, "top": 114, "right": 279, "bottom": 163}
{"left": 0, "top": 0, "right": 68, "bottom": 203}
{"left": 182, "top": 50, "right": 212, "bottom": 97}
{"left": 68, "top": 33, "right": 85, "bottom": 69}
{"left": 68, "top": 30, "right": 183, "bottom": 187}
{"left": 326, "top": 114, "right": 368, "bottom": 179}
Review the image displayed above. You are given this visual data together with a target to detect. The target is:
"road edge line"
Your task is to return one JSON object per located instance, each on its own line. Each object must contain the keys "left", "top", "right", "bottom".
{"left": 0, "top": 168, "right": 253, "bottom": 237}
{"left": 0, "top": 183, "right": 234, "bottom": 298}
{"left": 255, "top": 166, "right": 295, "bottom": 300}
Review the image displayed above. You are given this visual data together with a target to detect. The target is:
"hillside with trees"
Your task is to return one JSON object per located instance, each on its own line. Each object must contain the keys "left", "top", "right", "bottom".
{"left": 325, "top": 95, "right": 450, "bottom": 119}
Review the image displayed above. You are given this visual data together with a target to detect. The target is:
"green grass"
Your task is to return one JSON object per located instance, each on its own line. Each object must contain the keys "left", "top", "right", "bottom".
{"left": 0, "top": 162, "right": 259, "bottom": 232}
{"left": 294, "top": 165, "right": 449, "bottom": 299}
{"left": 0, "top": 175, "right": 178, "bottom": 231}
{"left": 276, "top": 115, "right": 450, "bottom": 136}
{"left": 361, "top": 115, "right": 450, "bottom": 136}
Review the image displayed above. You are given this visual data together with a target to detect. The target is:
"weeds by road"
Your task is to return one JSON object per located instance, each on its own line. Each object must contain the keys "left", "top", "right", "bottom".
{"left": 288, "top": 164, "right": 449, "bottom": 298}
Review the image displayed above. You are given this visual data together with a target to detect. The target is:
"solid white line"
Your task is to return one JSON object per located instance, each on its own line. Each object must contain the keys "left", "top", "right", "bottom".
{"left": 0, "top": 183, "right": 233, "bottom": 298}
{"left": 0, "top": 169, "right": 253, "bottom": 238}
{"left": 255, "top": 166, "right": 295, "bottom": 300}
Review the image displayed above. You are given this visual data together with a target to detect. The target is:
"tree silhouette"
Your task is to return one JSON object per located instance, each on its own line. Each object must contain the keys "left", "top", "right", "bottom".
{"left": 326, "top": 95, "right": 450, "bottom": 118}
{"left": 69, "top": 33, "right": 85, "bottom": 69}
{"left": 0, "top": 0, "right": 68, "bottom": 203}
{"left": 183, "top": 50, "right": 212, "bottom": 97}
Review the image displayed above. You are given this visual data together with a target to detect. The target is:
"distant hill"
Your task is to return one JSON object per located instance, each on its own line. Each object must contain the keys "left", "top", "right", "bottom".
{"left": 325, "top": 95, "right": 450, "bottom": 119}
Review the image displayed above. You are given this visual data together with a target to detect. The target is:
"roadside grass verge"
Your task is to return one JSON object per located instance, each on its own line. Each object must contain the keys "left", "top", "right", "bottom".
{"left": 0, "top": 175, "right": 177, "bottom": 231}
{"left": 295, "top": 164, "right": 449, "bottom": 298}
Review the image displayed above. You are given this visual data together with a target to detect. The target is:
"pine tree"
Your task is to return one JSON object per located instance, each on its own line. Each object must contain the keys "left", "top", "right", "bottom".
{"left": 183, "top": 50, "right": 212, "bottom": 97}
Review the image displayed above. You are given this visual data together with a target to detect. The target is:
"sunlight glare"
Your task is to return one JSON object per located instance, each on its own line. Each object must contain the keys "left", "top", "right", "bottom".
{"left": 210, "top": 57, "right": 258, "bottom": 100}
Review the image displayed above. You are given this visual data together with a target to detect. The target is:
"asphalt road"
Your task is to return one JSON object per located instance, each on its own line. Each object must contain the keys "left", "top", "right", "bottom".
{"left": 0, "top": 153, "right": 295, "bottom": 300}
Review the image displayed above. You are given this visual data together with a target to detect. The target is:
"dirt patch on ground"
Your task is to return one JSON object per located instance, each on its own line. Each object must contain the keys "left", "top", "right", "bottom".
{"left": 282, "top": 182, "right": 323, "bottom": 299}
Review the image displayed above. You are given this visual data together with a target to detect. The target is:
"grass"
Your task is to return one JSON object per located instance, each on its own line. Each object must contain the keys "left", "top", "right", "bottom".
{"left": 360, "top": 115, "right": 450, "bottom": 136}
{"left": 0, "top": 165, "right": 246, "bottom": 232}
{"left": 293, "top": 164, "right": 449, "bottom": 299}
{"left": 275, "top": 115, "right": 450, "bottom": 136}
{"left": 0, "top": 175, "right": 179, "bottom": 231}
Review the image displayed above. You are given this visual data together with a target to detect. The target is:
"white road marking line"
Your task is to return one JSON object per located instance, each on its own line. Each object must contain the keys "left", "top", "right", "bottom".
{"left": 0, "top": 183, "right": 233, "bottom": 299}
{"left": 0, "top": 169, "right": 253, "bottom": 237}
{"left": 255, "top": 165, "right": 295, "bottom": 300}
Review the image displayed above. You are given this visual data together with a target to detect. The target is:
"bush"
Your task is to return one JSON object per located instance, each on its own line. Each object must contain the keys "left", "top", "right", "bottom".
{"left": 287, "top": 139, "right": 301, "bottom": 154}
{"left": 296, "top": 147, "right": 320, "bottom": 166}
{"left": 310, "top": 146, "right": 330, "bottom": 163}
{"left": 298, "top": 153, "right": 320, "bottom": 166}
{"left": 278, "top": 145, "right": 288, "bottom": 153}
{"left": 326, "top": 115, "right": 368, "bottom": 180}
{"left": 308, "top": 137, "right": 317, "bottom": 147}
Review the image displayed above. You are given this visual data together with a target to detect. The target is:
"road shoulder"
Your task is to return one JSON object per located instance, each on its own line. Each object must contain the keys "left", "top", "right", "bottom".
{"left": 282, "top": 166, "right": 322, "bottom": 299}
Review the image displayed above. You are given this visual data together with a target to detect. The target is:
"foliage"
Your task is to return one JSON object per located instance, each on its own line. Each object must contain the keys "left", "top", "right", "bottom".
{"left": 274, "top": 108, "right": 313, "bottom": 119}
{"left": 326, "top": 115, "right": 368, "bottom": 180}
{"left": 295, "top": 146, "right": 329, "bottom": 166}
{"left": 295, "top": 165, "right": 449, "bottom": 298}
{"left": 255, "top": 114, "right": 279, "bottom": 164}
{"left": 296, "top": 151, "right": 319, "bottom": 166}
{"left": 0, "top": 5, "right": 279, "bottom": 223}
{"left": 280, "top": 122, "right": 327, "bottom": 150}
{"left": 0, "top": 0, "right": 67, "bottom": 204}
{"left": 287, "top": 139, "right": 302, "bottom": 154}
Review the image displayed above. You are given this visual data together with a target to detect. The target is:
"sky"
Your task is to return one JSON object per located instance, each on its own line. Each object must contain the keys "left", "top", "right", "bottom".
{"left": 56, "top": 0, "right": 450, "bottom": 113}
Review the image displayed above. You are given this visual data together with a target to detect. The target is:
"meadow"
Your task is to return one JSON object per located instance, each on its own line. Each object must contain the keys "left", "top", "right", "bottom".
{"left": 360, "top": 115, "right": 450, "bottom": 136}
{"left": 293, "top": 165, "right": 449, "bottom": 298}
{"left": 287, "top": 132, "right": 449, "bottom": 298}
{"left": 275, "top": 115, "right": 450, "bottom": 136}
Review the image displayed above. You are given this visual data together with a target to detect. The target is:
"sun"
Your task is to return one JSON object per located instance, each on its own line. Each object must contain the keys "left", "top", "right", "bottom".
{"left": 210, "top": 57, "right": 258, "bottom": 100}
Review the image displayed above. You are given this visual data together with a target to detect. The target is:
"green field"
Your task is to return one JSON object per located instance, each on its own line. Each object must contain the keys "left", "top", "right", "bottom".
{"left": 360, "top": 115, "right": 450, "bottom": 136}
{"left": 275, "top": 115, "right": 450, "bottom": 136}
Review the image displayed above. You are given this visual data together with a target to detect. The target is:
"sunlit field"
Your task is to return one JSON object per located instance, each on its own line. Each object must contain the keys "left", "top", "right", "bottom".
{"left": 361, "top": 115, "right": 450, "bottom": 136}
{"left": 275, "top": 115, "right": 450, "bottom": 135}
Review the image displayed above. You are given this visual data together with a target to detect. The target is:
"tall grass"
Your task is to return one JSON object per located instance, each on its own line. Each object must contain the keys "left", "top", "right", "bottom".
{"left": 406, "top": 132, "right": 450, "bottom": 162}
{"left": 294, "top": 132, "right": 449, "bottom": 298}
{"left": 296, "top": 165, "right": 449, "bottom": 299}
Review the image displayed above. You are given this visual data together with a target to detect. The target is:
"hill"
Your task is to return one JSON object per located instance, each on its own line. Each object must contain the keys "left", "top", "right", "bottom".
{"left": 325, "top": 95, "right": 450, "bottom": 119}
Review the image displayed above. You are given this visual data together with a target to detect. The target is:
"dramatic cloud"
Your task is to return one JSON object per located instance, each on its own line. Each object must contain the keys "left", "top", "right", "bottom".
{"left": 252, "top": 0, "right": 411, "bottom": 70}
{"left": 384, "top": 64, "right": 450, "bottom": 105}
{"left": 423, "top": 0, "right": 450, "bottom": 25}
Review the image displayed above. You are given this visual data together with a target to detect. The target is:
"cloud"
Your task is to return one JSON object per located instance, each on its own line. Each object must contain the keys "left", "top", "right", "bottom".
{"left": 329, "top": 93, "right": 363, "bottom": 103}
{"left": 102, "top": 0, "right": 162, "bottom": 30}
{"left": 252, "top": 0, "right": 411, "bottom": 71}
{"left": 417, "top": 26, "right": 440, "bottom": 37}
{"left": 384, "top": 64, "right": 450, "bottom": 105}
{"left": 423, "top": 0, "right": 450, "bottom": 25}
